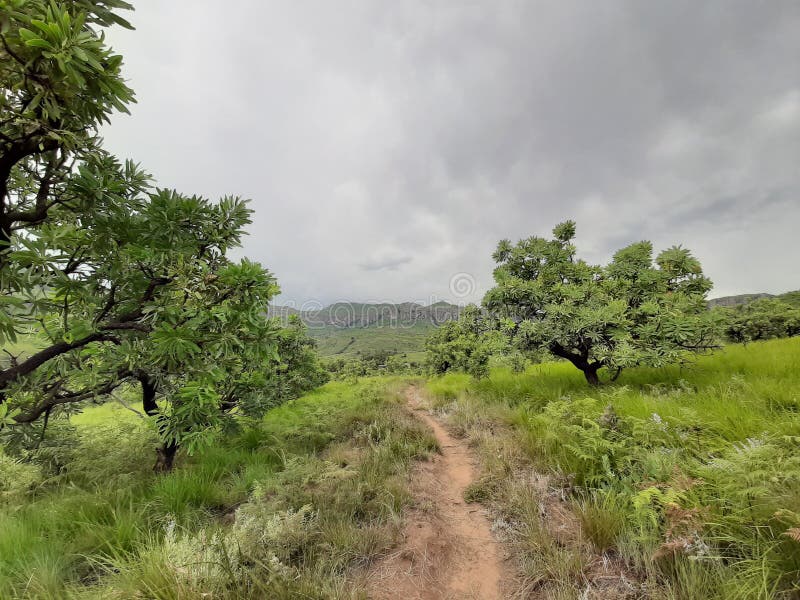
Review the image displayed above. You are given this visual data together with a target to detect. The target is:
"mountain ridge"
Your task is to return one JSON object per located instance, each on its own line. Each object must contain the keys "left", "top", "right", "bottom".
{"left": 708, "top": 290, "right": 800, "bottom": 308}
{"left": 268, "top": 301, "right": 463, "bottom": 329}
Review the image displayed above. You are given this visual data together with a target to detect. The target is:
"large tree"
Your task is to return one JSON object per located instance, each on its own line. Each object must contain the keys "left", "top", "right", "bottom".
{"left": 0, "top": 1, "right": 322, "bottom": 470}
{"left": 483, "top": 221, "right": 719, "bottom": 385}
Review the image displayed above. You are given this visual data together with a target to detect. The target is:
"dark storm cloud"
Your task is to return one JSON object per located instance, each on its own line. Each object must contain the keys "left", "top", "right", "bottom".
{"left": 101, "top": 1, "right": 800, "bottom": 305}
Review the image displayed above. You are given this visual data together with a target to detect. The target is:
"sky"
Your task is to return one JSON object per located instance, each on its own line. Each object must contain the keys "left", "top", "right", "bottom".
{"left": 101, "top": 1, "right": 800, "bottom": 308}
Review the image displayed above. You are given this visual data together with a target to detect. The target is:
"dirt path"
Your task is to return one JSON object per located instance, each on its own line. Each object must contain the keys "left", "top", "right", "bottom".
{"left": 365, "top": 386, "right": 504, "bottom": 599}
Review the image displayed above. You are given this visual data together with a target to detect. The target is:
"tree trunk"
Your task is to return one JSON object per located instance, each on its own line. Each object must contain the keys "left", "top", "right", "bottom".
{"left": 583, "top": 365, "right": 601, "bottom": 386}
{"left": 139, "top": 372, "right": 158, "bottom": 416}
{"left": 548, "top": 342, "right": 603, "bottom": 387}
{"left": 137, "top": 372, "right": 179, "bottom": 473}
{"left": 154, "top": 441, "right": 178, "bottom": 472}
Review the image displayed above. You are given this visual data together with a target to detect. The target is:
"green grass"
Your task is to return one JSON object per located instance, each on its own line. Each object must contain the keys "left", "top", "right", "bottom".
{"left": 426, "top": 337, "right": 800, "bottom": 598}
{"left": 0, "top": 377, "right": 435, "bottom": 599}
{"left": 310, "top": 322, "right": 434, "bottom": 358}
{"left": 0, "top": 333, "right": 43, "bottom": 367}
{"left": 7, "top": 337, "right": 800, "bottom": 597}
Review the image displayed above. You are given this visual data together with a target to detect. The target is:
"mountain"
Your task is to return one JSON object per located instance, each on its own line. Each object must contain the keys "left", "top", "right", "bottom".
{"left": 707, "top": 293, "right": 774, "bottom": 308}
{"left": 268, "top": 302, "right": 463, "bottom": 358}
{"left": 708, "top": 290, "right": 800, "bottom": 309}
{"left": 269, "top": 301, "right": 461, "bottom": 329}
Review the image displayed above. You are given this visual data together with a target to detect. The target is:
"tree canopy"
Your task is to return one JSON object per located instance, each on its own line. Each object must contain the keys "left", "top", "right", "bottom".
{"left": 718, "top": 298, "right": 800, "bottom": 344}
{"left": 481, "top": 221, "right": 718, "bottom": 384}
{"left": 425, "top": 305, "right": 506, "bottom": 379}
{"left": 0, "top": 0, "right": 325, "bottom": 470}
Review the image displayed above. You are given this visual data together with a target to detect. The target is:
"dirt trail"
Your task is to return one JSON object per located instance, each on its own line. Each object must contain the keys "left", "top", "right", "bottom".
{"left": 366, "top": 386, "right": 504, "bottom": 599}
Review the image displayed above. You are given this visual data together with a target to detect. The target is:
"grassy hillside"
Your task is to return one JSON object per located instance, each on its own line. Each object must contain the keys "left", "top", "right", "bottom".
{"left": 709, "top": 289, "right": 800, "bottom": 308}
{"left": 269, "top": 301, "right": 462, "bottom": 359}
{"left": 4, "top": 336, "right": 800, "bottom": 597}
{"left": 0, "top": 379, "right": 436, "bottom": 599}
{"left": 425, "top": 337, "right": 800, "bottom": 598}
{"left": 309, "top": 322, "right": 434, "bottom": 359}
{"left": 270, "top": 301, "right": 461, "bottom": 328}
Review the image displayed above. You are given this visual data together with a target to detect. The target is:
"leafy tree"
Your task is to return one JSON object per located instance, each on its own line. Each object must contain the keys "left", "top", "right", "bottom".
{"left": 483, "top": 221, "right": 719, "bottom": 385}
{"left": 720, "top": 299, "right": 800, "bottom": 344}
{"left": 0, "top": 1, "right": 324, "bottom": 470}
{"left": 425, "top": 305, "right": 505, "bottom": 379}
{"left": 257, "top": 316, "right": 329, "bottom": 410}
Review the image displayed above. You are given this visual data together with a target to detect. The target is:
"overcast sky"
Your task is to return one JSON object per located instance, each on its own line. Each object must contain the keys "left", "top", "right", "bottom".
{"left": 102, "top": 1, "right": 800, "bottom": 307}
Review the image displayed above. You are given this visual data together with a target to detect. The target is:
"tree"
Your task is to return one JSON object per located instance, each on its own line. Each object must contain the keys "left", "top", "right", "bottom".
{"left": 720, "top": 298, "right": 800, "bottom": 344}
{"left": 255, "top": 315, "right": 329, "bottom": 411}
{"left": 425, "top": 305, "right": 504, "bottom": 379}
{"left": 0, "top": 1, "right": 323, "bottom": 471}
{"left": 483, "top": 221, "right": 719, "bottom": 385}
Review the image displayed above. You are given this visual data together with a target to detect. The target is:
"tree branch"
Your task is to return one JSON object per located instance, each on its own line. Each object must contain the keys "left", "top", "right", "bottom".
{"left": 14, "top": 375, "right": 129, "bottom": 423}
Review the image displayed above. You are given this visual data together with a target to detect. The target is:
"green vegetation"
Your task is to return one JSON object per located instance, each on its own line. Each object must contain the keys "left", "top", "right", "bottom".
{"left": 0, "top": 378, "right": 435, "bottom": 598}
{"left": 273, "top": 304, "right": 462, "bottom": 380}
{"left": 716, "top": 298, "right": 800, "bottom": 344}
{"left": 309, "top": 322, "right": 434, "bottom": 359}
{"left": 483, "top": 221, "right": 719, "bottom": 385}
{"left": 325, "top": 349, "right": 425, "bottom": 381}
{"left": 0, "top": 1, "right": 327, "bottom": 470}
{"left": 425, "top": 304, "right": 512, "bottom": 379}
{"left": 426, "top": 337, "right": 800, "bottom": 598}
{"left": 1, "top": 1, "right": 797, "bottom": 598}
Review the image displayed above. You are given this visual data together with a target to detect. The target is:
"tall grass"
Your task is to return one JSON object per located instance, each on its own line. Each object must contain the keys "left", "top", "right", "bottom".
{"left": 0, "top": 377, "right": 435, "bottom": 599}
{"left": 427, "top": 337, "right": 800, "bottom": 598}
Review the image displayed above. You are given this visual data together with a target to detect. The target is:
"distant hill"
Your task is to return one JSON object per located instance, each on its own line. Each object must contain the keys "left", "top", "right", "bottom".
{"left": 277, "top": 291, "right": 800, "bottom": 359}
{"left": 269, "top": 302, "right": 463, "bottom": 358}
{"left": 779, "top": 291, "right": 800, "bottom": 307}
{"left": 269, "top": 301, "right": 461, "bottom": 328}
{"left": 707, "top": 293, "right": 774, "bottom": 308}
{"left": 708, "top": 290, "right": 800, "bottom": 308}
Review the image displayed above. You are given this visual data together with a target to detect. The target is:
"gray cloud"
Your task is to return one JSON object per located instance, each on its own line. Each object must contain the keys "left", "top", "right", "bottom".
{"left": 102, "top": 0, "right": 800, "bottom": 305}
{"left": 359, "top": 255, "right": 413, "bottom": 272}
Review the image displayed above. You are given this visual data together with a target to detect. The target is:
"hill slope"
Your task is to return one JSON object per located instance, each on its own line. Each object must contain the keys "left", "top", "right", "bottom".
{"left": 269, "top": 302, "right": 462, "bottom": 358}
{"left": 707, "top": 289, "right": 800, "bottom": 308}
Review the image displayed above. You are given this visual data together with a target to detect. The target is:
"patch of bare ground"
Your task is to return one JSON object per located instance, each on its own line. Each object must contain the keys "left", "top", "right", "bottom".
{"left": 364, "top": 386, "right": 507, "bottom": 599}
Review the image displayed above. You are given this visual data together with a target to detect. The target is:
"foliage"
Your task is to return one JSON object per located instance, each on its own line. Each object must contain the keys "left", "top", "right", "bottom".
{"left": 425, "top": 304, "right": 507, "bottom": 379}
{"left": 0, "top": 1, "right": 328, "bottom": 469}
{"left": 1, "top": 154, "right": 283, "bottom": 465}
{"left": 325, "top": 349, "right": 424, "bottom": 381}
{"left": 0, "top": 378, "right": 435, "bottom": 598}
{"left": 247, "top": 316, "right": 329, "bottom": 418}
{"left": 718, "top": 298, "right": 800, "bottom": 343}
{"left": 426, "top": 337, "right": 800, "bottom": 598}
{"left": 483, "top": 221, "right": 719, "bottom": 384}
{"left": 0, "top": 0, "right": 135, "bottom": 256}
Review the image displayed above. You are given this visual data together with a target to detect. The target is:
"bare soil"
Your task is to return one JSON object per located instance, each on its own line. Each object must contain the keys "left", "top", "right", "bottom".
{"left": 365, "top": 386, "right": 505, "bottom": 599}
